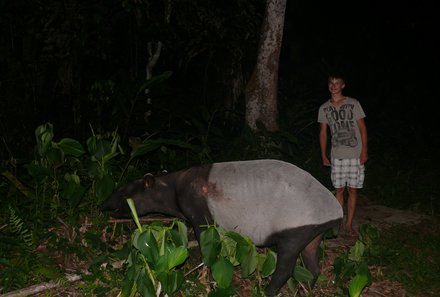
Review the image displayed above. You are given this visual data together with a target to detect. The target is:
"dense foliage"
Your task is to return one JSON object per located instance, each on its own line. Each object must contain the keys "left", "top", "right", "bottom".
{"left": 0, "top": 0, "right": 264, "bottom": 158}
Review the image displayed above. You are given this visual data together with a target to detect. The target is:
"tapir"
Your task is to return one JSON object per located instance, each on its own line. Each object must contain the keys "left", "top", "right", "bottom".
{"left": 100, "top": 159, "right": 342, "bottom": 296}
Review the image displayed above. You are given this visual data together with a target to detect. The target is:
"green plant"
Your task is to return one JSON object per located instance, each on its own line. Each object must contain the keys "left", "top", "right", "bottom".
{"left": 333, "top": 224, "right": 378, "bottom": 297}
{"left": 8, "top": 205, "right": 35, "bottom": 250}
{"left": 199, "top": 225, "right": 315, "bottom": 296}
{"left": 26, "top": 123, "right": 86, "bottom": 218}
{"left": 112, "top": 198, "right": 189, "bottom": 297}
{"left": 0, "top": 206, "right": 61, "bottom": 292}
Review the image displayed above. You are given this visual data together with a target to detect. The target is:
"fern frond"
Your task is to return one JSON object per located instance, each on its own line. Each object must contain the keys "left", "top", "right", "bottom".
{"left": 8, "top": 205, "right": 35, "bottom": 250}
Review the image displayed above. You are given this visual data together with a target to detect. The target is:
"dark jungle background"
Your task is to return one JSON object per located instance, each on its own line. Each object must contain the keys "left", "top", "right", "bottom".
{"left": 0, "top": 0, "right": 439, "bottom": 295}
{"left": 2, "top": 0, "right": 438, "bottom": 209}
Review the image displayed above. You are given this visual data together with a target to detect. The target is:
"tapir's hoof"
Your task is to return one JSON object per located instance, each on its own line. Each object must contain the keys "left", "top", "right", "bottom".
{"left": 264, "top": 287, "right": 279, "bottom": 297}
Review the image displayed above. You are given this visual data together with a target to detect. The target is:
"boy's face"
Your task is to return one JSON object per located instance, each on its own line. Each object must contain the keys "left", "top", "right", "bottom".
{"left": 328, "top": 78, "right": 345, "bottom": 94}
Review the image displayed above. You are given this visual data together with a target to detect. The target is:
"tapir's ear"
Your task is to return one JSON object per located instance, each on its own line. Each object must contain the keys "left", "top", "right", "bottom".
{"left": 143, "top": 173, "right": 155, "bottom": 189}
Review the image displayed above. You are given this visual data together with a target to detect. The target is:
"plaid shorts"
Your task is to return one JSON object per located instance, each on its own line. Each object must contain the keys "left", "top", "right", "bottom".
{"left": 331, "top": 158, "right": 365, "bottom": 188}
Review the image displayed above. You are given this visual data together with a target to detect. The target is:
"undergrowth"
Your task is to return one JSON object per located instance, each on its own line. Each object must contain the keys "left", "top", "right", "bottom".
{"left": 1, "top": 119, "right": 439, "bottom": 296}
{"left": 371, "top": 218, "right": 440, "bottom": 297}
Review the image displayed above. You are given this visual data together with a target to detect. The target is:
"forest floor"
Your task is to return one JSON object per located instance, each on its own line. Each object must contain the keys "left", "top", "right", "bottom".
{"left": 273, "top": 196, "right": 430, "bottom": 297}
{"left": 2, "top": 197, "right": 430, "bottom": 297}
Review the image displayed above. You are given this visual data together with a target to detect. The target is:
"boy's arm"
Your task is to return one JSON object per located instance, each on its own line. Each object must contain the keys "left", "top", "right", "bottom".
{"left": 357, "top": 117, "right": 368, "bottom": 164}
{"left": 319, "top": 123, "right": 331, "bottom": 166}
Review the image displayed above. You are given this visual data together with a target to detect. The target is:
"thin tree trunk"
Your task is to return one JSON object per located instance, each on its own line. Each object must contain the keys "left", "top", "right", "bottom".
{"left": 245, "top": 0, "right": 286, "bottom": 132}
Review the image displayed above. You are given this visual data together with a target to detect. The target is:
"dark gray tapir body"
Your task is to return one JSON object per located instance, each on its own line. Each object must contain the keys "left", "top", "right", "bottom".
{"left": 101, "top": 159, "right": 342, "bottom": 296}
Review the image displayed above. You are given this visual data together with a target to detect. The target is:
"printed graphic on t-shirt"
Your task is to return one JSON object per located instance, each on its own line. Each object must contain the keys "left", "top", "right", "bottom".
{"left": 322, "top": 103, "right": 358, "bottom": 148}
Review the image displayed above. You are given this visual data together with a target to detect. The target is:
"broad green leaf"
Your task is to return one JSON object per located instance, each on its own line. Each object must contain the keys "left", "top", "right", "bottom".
{"left": 239, "top": 244, "right": 257, "bottom": 277}
{"left": 355, "top": 262, "right": 372, "bottom": 284}
{"left": 348, "top": 273, "right": 369, "bottom": 297}
{"left": 341, "top": 261, "right": 357, "bottom": 280}
{"left": 136, "top": 268, "right": 156, "bottom": 297}
{"left": 137, "top": 230, "right": 159, "bottom": 265}
{"left": 224, "top": 231, "right": 248, "bottom": 246}
{"left": 87, "top": 137, "right": 112, "bottom": 159}
{"left": 200, "top": 227, "right": 221, "bottom": 266}
{"left": 349, "top": 241, "right": 365, "bottom": 262}
{"left": 154, "top": 254, "right": 168, "bottom": 273}
{"left": 167, "top": 246, "right": 189, "bottom": 269}
{"left": 220, "top": 235, "right": 238, "bottom": 266}
{"left": 35, "top": 123, "right": 53, "bottom": 156}
{"left": 333, "top": 256, "right": 345, "bottom": 279}
{"left": 61, "top": 180, "right": 86, "bottom": 208}
{"left": 261, "top": 250, "right": 277, "bottom": 277}
{"left": 286, "top": 277, "right": 298, "bottom": 294}
{"left": 35, "top": 123, "right": 54, "bottom": 144}
{"left": 293, "top": 265, "right": 314, "bottom": 283}
{"left": 45, "top": 145, "right": 63, "bottom": 164}
{"left": 256, "top": 253, "right": 266, "bottom": 272}
{"left": 235, "top": 244, "right": 250, "bottom": 264}
{"left": 157, "top": 271, "right": 184, "bottom": 295}
{"left": 175, "top": 221, "right": 188, "bottom": 247}
{"left": 96, "top": 174, "right": 115, "bottom": 200}
{"left": 26, "top": 163, "right": 51, "bottom": 182}
{"left": 64, "top": 172, "right": 80, "bottom": 184}
{"left": 58, "top": 138, "right": 85, "bottom": 157}
{"left": 211, "top": 258, "right": 234, "bottom": 288}
{"left": 122, "top": 264, "right": 137, "bottom": 297}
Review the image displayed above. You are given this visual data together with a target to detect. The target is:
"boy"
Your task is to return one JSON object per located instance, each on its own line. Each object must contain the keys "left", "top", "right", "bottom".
{"left": 317, "top": 74, "right": 368, "bottom": 236}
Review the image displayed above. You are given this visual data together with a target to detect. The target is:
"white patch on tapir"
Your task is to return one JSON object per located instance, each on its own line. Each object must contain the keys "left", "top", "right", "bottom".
{"left": 205, "top": 159, "right": 343, "bottom": 245}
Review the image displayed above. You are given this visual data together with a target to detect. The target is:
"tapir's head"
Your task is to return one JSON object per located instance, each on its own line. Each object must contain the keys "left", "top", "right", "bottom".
{"left": 100, "top": 174, "right": 158, "bottom": 218}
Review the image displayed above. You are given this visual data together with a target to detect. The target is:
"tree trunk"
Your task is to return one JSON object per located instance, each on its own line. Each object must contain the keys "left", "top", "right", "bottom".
{"left": 245, "top": 0, "right": 286, "bottom": 132}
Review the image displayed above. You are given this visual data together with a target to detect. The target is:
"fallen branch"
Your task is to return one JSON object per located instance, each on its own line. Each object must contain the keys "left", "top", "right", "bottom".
{"left": 363, "top": 287, "right": 389, "bottom": 297}
{"left": 108, "top": 215, "right": 176, "bottom": 224}
{"left": 0, "top": 273, "right": 81, "bottom": 297}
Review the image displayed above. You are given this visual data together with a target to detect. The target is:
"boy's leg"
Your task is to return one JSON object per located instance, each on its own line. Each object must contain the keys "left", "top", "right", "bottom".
{"left": 346, "top": 187, "right": 357, "bottom": 234}
{"left": 335, "top": 187, "right": 345, "bottom": 208}
{"left": 331, "top": 159, "right": 346, "bottom": 233}
{"left": 345, "top": 159, "right": 364, "bottom": 235}
{"left": 335, "top": 187, "right": 345, "bottom": 234}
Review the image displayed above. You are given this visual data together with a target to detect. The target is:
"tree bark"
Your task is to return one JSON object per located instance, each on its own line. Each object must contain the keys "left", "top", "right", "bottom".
{"left": 245, "top": 0, "right": 287, "bottom": 132}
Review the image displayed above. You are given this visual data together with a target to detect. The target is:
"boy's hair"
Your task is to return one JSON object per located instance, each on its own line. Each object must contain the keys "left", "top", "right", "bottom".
{"left": 328, "top": 72, "right": 346, "bottom": 83}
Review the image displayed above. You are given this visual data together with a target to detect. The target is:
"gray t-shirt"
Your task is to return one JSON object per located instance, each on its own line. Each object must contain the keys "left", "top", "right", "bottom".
{"left": 318, "top": 97, "right": 366, "bottom": 159}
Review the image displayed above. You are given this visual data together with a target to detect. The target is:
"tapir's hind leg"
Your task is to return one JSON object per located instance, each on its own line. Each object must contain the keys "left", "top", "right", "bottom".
{"left": 265, "top": 243, "right": 301, "bottom": 297}
{"left": 300, "top": 233, "right": 323, "bottom": 287}
{"left": 264, "top": 229, "right": 314, "bottom": 297}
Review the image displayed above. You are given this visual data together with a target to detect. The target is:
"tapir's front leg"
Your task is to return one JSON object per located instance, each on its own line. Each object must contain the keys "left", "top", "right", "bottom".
{"left": 178, "top": 187, "right": 214, "bottom": 243}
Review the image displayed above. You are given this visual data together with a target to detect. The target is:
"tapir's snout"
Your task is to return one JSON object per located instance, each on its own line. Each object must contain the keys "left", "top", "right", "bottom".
{"left": 99, "top": 198, "right": 112, "bottom": 212}
{"left": 99, "top": 194, "right": 132, "bottom": 219}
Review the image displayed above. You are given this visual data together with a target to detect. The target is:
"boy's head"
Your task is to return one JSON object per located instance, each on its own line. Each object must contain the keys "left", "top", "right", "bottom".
{"left": 328, "top": 72, "right": 346, "bottom": 95}
{"left": 328, "top": 72, "right": 346, "bottom": 84}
